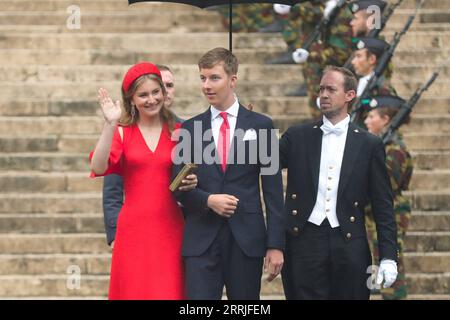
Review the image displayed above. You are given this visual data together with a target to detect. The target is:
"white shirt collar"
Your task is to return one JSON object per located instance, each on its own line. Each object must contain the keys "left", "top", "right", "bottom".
{"left": 210, "top": 98, "right": 239, "bottom": 120}
{"left": 322, "top": 114, "right": 350, "bottom": 130}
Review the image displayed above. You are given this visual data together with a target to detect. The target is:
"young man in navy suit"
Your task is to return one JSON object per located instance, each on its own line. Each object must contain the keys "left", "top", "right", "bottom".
{"left": 172, "top": 47, "right": 285, "bottom": 300}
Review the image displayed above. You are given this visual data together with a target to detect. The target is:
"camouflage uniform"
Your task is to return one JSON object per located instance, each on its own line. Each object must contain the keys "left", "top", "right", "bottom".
{"left": 216, "top": 4, "right": 275, "bottom": 32}
{"left": 365, "top": 132, "right": 413, "bottom": 300}
{"left": 281, "top": 1, "right": 324, "bottom": 50}
{"left": 304, "top": 4, "right": 354, "bottom": 119}
{"left": 353, "top": 76, "right": 397, "bottom": 128}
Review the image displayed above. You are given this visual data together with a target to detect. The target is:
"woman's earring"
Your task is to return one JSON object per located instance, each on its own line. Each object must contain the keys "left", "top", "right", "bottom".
{"left": 131, "top": 105, "right": 136, "bottom": 120}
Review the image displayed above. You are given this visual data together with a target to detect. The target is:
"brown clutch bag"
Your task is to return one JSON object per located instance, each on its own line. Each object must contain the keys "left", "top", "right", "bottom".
{"left": 169, "top": 163, "right": 197, "bottom": 192}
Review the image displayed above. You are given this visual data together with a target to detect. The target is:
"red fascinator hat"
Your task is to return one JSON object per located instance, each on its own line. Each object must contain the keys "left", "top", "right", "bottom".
{"left": 122, "top": 62, "right": 162, "bottom": 94}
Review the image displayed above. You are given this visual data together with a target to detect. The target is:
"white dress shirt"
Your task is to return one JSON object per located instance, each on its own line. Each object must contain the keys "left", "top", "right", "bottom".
{"left": 210, "top": 99, "right": 239, "bottom": 150}
{"left": 308, "top": 115, "right": 350, "bottom": 228}
{"left": 357, "top": 72, "right": 374, "bottom": 97}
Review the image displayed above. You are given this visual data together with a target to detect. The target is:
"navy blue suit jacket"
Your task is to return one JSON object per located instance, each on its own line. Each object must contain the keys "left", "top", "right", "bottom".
{"left": 172, "top": 105, "right": 285, "bottom": 258}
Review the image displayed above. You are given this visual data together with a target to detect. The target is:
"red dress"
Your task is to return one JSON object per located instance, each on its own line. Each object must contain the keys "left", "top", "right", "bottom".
{"left": 90, "top": 123, "right": 185, "bottom": 300}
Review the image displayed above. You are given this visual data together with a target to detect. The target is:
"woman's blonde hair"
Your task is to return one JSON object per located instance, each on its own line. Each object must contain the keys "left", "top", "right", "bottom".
{"left": 120, "top": 74, "right": 175, "bottom": 132}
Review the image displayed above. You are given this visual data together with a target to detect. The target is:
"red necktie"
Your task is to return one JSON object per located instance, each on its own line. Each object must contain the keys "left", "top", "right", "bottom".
{"left": 218, "top": 112, "right": 230, "bottom": 172}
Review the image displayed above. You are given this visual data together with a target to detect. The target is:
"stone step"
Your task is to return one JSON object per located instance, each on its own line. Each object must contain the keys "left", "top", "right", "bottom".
{"left": 0, "top": 0, "right": 196, "bottom": 12}
{"left": 406, "top": 231, "right": 450, "bottom": 252}
{"left": 406, "top": 190, "right": 450, "bottom": 211}
{"left": 1, "top": 32, "right": 449, "bottom": 51}
{"left": 400, "top": 0, "right": 450, "bottom": 9}
{"left": 0, "top": 172, "right": 100, "bottom": 193}
{"left": 409, "top": 170, "right": 450, "bottom": 190}
{"left": 0, "top": 11, "right": 220, "bottom": 32}
{"left": 410, "top": 211, "right": 450, "bottom": 232}
{"left": 0, "top": 274, "right": 109, "bottom": 297}
{"left": 0, "top": 95, "right": 448, "bottom": 118}
{"left": 0, "top": 251, "right": 448, "bottom": 276}
{"left": 0, "top": 193, "right": 102, "bottom": 214}
{"left": 412, "top": 151, "right": 450, "bottom": 170}
{"left": 0, "top": 135, "right": 59, "bottom": 153}
{"left": 0, "top": 64, "right": 305, "bottom": 84}
{"left": 406, "top": 134, "right": 450, "bottom": 151}
{"left": 0, "top": 153, "right": 89, "bottom": 172}
{"left": 0, "top": 234, "right": 107, "bottom": 254}
{"left": 0, "top": 47, "right": 448, "bottom": 66}
{"left": 0, "top": 253, "right": 110, "bottom": 275}
{"left": 0, "top": 213, "right": 103, "bottom": 234}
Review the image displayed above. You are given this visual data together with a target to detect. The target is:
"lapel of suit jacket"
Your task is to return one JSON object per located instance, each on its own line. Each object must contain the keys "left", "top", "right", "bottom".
{"left": 200, "top": 107, "right": 223, "bottom": 177}
{"left": 338, "top": 122, "right": 364, "bottom": 199}
{"left": 307, "top": 120, "right": 324, "bottom": 195}
{"left": 223, "top": 104, "right": 251, "bottom": 178}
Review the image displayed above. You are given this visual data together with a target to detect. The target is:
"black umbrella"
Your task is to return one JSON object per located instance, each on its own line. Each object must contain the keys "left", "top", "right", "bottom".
{"left": 129, "top": 0, "right": 309, "bottom": 51}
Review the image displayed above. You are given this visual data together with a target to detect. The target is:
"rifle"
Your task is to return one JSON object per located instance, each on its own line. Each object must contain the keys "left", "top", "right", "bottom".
{"left": 350, "top": 1, "right": 423, "bottom": 123}
{"left": 302, "top": 0, "right": 347, "bottom": 51}
{"left": 343, "top": 0, "right": 406, "bottom": 69}
{"left": 382, "top": 62, "right": 446, "bottom": 144}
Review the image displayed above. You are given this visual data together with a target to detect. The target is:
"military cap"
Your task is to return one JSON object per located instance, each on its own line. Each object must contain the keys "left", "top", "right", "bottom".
{"left": 362, "top": 95, "right": 406, "bottom": 109}
{"left": 354, "top": 37, "right": 389, "bottom": 57}
{"left": 349, "top": 0, "right": 387, "bottom": 14}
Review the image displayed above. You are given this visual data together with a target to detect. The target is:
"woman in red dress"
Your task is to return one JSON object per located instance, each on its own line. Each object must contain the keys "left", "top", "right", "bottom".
{"left": 90, "top": 62, "right": 195, "bottom": 300}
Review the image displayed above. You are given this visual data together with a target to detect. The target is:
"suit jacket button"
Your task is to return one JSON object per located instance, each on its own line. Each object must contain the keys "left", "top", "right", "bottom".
{"left": 353, "top": 202, "right": 358, "bottom": 208}
{"left": 350, "top": 216, "right": 355, "bottom": 223}
{"left": 346, "top": 233, "right": 352, "bottom": 239}
{"left": 291, "top": 194, "right": 297, "bottom": 200}
{"left": 292, "top": 210, "right": 298, "bottom": 215}
{"left": 293, "top": 227, "right": 299, "bottom": 233}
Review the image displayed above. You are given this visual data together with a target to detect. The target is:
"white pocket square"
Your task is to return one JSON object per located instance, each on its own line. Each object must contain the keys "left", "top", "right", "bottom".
{"left": 243, "top": 129, "right": 257, "bottom": 141}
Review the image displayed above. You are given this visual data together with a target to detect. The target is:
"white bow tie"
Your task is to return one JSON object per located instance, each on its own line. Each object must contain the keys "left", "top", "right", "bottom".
{"left": 320, "top": 123, "right": 346, "bottom": 136}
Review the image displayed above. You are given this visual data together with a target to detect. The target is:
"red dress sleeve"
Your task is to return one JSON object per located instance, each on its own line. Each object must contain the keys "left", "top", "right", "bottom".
{"left": 89, "top": 127, "right": 124, "bottom": 178}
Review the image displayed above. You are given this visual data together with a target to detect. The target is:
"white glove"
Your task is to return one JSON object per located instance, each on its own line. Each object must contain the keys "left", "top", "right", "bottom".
{"left": 324, "top": 0, "right": 338, "bottom": 19}
{"left": 376, "top": 259, "right": 398, "bottom": 288}
{"left": 273, "top": 4, "right": 291, "bottom": 15}
{"left": 292, "top": 48, "right": 310, "bottom": 64}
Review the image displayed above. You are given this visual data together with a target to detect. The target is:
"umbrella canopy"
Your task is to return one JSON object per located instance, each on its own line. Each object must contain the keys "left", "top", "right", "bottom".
{"left": 128, "top": 0, "right": 309, "bottom": 50}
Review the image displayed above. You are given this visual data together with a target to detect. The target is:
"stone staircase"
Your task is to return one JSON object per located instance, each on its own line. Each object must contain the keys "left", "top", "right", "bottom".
{"left": 0, "top": 0, "right": 448, "bottom": 299}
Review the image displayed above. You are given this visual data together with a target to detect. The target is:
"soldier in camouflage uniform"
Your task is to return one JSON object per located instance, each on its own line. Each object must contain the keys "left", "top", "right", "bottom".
{"left": 300, "top": 0, "right": 354, "bottom": 119}
{"left": 281, "top": 1, "right": 324, "bottom": 51}
{"left": 215, "top": 4, "right": 275, "bottom": 32}
{"left": 350, "top": 37, "right": 397, "bottom": 127}
{"left": 364, "top": 95, "right": 413, "bottom": 300}
{"left": 349, "top": 0, "right": 393, "bottom": 79}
